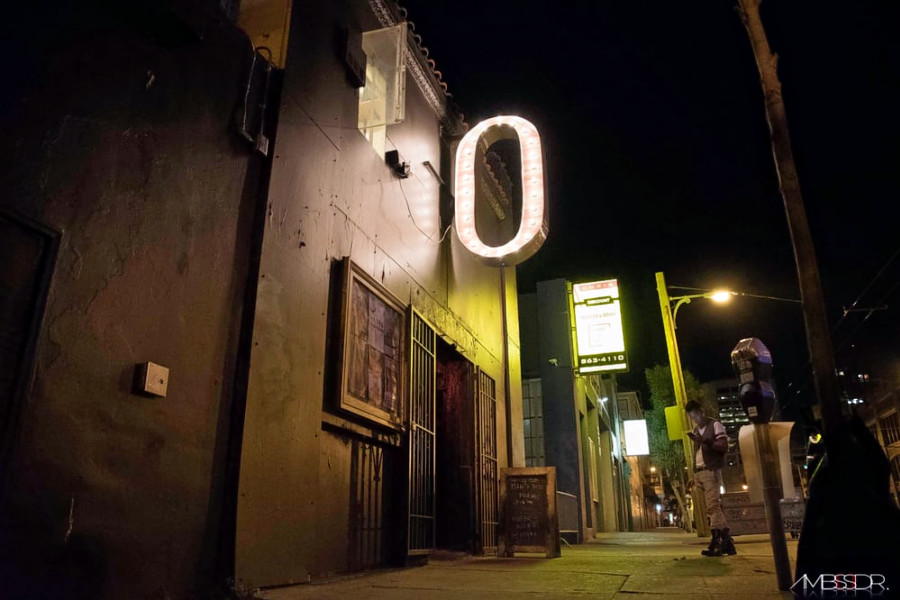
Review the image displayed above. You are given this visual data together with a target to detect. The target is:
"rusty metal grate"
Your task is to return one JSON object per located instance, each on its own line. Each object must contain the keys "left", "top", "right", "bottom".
{"left": 349, "top": 439, "right": 385, "bottom": 570}
{"left": 408, "top": 310, "right": 436, "bottom": 554}
{"left": 477, "top": 371, "right": 499, "bottom": 552}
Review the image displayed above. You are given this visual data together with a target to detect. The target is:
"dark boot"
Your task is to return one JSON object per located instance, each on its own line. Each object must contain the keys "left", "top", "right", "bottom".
{"left": 719, "top": 528, "right": 737, "bottom": 555}
{"left": 701, "top": 529, "right": 722, "bottom": 556}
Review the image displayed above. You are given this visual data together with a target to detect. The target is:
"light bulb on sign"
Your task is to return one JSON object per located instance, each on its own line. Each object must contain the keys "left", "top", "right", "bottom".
{"left": 453, "top": 115, "right": 548, "bottom": 266}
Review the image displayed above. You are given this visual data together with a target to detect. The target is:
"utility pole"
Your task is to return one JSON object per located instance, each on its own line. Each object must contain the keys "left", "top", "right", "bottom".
{"left": 737, "top": 0, "right": 841, "bottom": 436}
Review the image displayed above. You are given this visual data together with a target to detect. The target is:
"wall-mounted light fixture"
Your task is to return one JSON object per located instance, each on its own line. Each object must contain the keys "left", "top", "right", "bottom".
{"left": 385, "top": 149, "right": 411, "bottom": 178}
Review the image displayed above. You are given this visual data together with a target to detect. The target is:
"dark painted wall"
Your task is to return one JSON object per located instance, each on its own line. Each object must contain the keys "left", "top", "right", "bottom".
{"left": 0, "top": 0, "right": 530, "bottom": 594}
{"left": 0, "top": 2, "right": 266, "bottom": 597}
{"left": 518, "top": 292, "right": 541, "bottom": 378}
{"left": 534, "top": 280, "right": 580, "bottom": 497}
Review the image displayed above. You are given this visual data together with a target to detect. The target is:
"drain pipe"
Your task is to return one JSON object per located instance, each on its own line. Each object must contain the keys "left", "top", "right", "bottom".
{"left": 500, "top": 265, "right": 514, "bottom": 467}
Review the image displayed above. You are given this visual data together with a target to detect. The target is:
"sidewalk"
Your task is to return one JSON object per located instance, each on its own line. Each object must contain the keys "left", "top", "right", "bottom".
{"left": 260, "top": 528, "right": 797, "bottom": 599}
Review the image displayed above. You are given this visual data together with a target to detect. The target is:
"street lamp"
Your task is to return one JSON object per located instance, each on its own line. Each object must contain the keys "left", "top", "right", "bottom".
{"left": 656, "top": 275, "right": 801, "bottom": 538}
{"left": 655, "top": 275, "right": 738, "bottom": 536}
{"left": 671, "top": 289, "right": 735, "bottom": 327}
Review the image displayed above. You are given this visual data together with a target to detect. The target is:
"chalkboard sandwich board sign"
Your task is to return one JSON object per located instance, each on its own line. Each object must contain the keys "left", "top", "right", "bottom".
{"left": 497, "top": 467, "right": 561, "bottom": 558}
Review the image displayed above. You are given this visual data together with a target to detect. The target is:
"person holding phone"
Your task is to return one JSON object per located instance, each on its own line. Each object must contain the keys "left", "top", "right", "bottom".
{"left": 685, "top": 400, "right": 736, "bottom": 557}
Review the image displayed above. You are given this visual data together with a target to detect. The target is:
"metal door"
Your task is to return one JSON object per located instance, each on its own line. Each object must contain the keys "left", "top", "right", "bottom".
{"left": 476, "top": 370, "right": 499, "bottom": 552}
{"left": 407, "top": 309, "right": 436, "bottom": 554}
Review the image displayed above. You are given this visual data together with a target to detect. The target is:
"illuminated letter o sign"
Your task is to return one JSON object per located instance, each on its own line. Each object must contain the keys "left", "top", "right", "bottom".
{"left": 454, "top": 116, "right": 548, "bottom": 266}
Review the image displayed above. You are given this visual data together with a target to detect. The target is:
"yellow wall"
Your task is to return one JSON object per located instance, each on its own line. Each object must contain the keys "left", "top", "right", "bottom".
{"left": 238, "top": 0, "right": 292, "bottom": 68}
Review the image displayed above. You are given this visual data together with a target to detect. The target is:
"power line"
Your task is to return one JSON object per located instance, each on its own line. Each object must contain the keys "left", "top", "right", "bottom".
{"left": 781, "top": 246, "right": 900, "bottom": 411}
{"left": 830, "top": 245, "right": 900, "bottom": 335}
{"left": 397, "top": 176, "right": 453, "bottom": 244}
{"left": 833, "top": 281, "right": 899, "bottom": 354}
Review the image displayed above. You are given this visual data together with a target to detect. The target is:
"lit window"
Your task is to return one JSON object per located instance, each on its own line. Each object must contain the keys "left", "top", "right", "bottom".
{"left": 358, "top": 23, "right": 407, "bottom": 157}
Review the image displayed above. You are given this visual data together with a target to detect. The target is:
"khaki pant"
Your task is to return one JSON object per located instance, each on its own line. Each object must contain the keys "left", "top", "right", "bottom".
{"left": 694, "top": 468, "right": 727, "bottom": 529}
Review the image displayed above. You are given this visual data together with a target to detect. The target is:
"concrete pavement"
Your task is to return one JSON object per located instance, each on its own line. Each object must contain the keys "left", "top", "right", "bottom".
{"left": 259, "top": 528, "right": 797, "bottom": 599}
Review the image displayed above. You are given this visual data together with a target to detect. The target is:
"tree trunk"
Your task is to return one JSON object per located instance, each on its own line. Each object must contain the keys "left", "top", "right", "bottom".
{"left": 667, "top": 474, "right": 691, "bottom": 533}
{"left": 737, "top": 0, "right": 841, "bottom": 435}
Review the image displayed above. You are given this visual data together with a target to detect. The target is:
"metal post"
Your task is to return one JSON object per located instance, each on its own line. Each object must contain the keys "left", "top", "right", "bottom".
{"left": 753, "top": 423, "right": 792, "bottom": 591}
{"left": 500, "top": 265, "right": 514, "bottom": 467}
{"left": 655, "top": 272, "right": 705, "bottom": 535}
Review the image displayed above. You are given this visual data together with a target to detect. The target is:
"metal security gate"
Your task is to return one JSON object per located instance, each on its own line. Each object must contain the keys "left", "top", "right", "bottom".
{"left": 348, "top": 439, "right": 385, "bottom": 570}
{"left": 477, "top": 370, "right": 499, "bottom": 552}
{"left": 408, "top": 310, "right": 436, "bottom": 554}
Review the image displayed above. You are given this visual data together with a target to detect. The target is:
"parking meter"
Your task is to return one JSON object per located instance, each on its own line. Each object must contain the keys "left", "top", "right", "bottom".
{"left": 730, "top": 337, "right": 776, "bottom": 424}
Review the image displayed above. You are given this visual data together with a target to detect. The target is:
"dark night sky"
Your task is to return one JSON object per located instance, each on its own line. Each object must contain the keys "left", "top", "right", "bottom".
{"left": 404, "top": 0, "right": 900, "bottom": 411}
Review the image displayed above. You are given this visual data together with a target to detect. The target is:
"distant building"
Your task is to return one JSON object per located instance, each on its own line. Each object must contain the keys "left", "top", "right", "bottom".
{"left": 617, "top": 391, "right": 656, "bottom": 532}
{"left": 519, "top": 279, "right": 644, "bottom": 543}
{"left": 859, "top": 384, "right": 900, "bottom": 507}
{"left": 836, "top": 352, "right": 900, "bottom": 506}
{"left": 837, "top": 362, "right": 875, "bottom": 408}
{"left": 702, "top": 379, "right": 750, "bottom": 492}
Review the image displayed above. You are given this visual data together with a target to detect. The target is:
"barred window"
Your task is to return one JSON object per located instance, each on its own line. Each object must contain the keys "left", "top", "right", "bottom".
{"left": 880, "top": 413, "right": 900, "bottom": 446}
{"left": 522, "top": 378, "right": 545, "bottom": 467}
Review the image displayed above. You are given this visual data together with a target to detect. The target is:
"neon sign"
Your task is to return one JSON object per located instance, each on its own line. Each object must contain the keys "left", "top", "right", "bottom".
{"left": 453, "top": 116, "right": 547, "bottom": 265}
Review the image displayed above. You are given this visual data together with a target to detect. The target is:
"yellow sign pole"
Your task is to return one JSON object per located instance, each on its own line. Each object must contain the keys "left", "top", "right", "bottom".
{"left": 655, "top": 272, "right": 708, "bottom": 536}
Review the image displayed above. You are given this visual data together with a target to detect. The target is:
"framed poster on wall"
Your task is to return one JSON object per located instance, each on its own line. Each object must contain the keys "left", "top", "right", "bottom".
{"left": 337, "top": 257, "right": 406, "bottom": 430}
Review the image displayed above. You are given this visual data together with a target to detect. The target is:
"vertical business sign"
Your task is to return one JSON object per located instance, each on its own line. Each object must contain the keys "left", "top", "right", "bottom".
{"left": 572, "top": 279, "right": 628, "bottom": 373}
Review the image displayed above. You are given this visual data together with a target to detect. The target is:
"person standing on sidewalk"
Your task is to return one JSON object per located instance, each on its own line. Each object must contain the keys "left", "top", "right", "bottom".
{"left": 686, "top": 400, "right": 736, "bottom": 557}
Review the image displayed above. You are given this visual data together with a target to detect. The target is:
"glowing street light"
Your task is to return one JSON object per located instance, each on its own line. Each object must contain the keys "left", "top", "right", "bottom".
{"left": 710, "top": 290, "right": 735, "bottom": 303}
{"left": 670, "top": 288, "right": 735, "bottom": 326}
